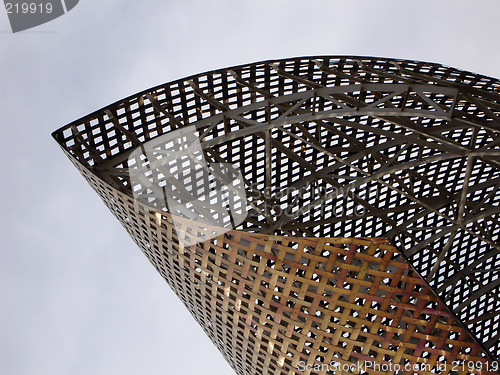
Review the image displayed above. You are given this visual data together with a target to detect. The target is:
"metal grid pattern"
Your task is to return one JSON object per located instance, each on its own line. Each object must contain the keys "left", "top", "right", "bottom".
{"left": 53, "top": 56, "right": 500, "bottom": 369}
{"left": 52, "top": 157, "right": 495, "bottom": 374}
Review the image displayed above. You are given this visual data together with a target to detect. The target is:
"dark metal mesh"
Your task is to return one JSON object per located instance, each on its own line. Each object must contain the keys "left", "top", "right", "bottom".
{"left": 53, "top": 56, "right": 500, "bottom": 362}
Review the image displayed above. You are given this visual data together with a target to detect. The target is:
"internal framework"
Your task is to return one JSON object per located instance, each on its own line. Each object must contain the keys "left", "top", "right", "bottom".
{"left": 53, "top": 56, "right": 500, "bottom": 370}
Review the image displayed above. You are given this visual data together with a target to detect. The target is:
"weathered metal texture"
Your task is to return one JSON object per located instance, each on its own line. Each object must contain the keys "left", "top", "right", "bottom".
{"left": 53, "top": 56, "right": 500, "bottom": 373}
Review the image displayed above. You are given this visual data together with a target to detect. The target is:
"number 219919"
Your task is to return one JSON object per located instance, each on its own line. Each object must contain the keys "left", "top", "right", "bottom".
{"left": 5, "top": 2, "right": 53, "bottom": 14}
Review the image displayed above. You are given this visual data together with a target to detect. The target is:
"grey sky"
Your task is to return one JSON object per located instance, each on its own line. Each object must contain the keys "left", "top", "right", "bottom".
{"left": 1, "top": 1, "right": 499, "bottom": 374}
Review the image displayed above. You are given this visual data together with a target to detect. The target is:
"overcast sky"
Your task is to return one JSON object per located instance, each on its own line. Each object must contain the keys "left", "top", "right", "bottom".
{"left": 1, "top": 1, "right": 500, "bottom": 375}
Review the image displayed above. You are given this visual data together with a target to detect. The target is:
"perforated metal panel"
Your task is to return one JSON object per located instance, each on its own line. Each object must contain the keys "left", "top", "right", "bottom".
{"left": 53, "top": 56, "right": 500, "bottom": 373}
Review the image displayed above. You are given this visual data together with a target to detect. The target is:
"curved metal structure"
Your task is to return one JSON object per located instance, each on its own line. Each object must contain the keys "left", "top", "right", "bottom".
{"left": 53, "top": 56, "right": 499, "bottom": 374}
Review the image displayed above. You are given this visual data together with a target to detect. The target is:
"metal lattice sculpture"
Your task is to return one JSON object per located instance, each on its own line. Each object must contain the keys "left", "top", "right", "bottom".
{"left": 53, "top": 56, "right": 500, "bottom": 374}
